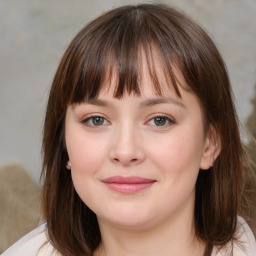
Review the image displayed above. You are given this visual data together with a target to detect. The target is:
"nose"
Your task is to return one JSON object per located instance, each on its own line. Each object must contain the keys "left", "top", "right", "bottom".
{"left": 109, "top": 123, "right": 146, "bottom": 167}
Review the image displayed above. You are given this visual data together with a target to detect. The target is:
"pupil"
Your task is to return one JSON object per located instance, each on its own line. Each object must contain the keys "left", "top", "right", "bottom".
{"left": 93, "top": 117, "right": 104, "bottom": 125}
{"left": 155, "top": 117, "right": 166, "bottom": 126}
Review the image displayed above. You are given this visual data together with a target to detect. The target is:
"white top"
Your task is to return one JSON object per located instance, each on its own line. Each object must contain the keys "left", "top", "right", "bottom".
{"left": 2, "top": 217, "right": 256, "bottom": 256}
{"left": 1, "top": 223, "right": 60, "bottom": 256}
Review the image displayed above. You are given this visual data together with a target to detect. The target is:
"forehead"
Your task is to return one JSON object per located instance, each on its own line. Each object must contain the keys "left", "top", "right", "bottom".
{"left": 96, "top": 47, "right": 188, "bottom": 100}
{"left": 81, "top": 66, "right": 202, "bottom": 121}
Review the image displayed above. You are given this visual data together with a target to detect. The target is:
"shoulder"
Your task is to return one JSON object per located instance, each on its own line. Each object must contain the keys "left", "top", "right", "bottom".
{"left": 234, "top": 216, "right": 256, "bottom": 255}
{"left": 212, "top": 216, "right": 256, "bottom": 256}
{"left": 1, "top": 223, "right": 60, "bottom": 256}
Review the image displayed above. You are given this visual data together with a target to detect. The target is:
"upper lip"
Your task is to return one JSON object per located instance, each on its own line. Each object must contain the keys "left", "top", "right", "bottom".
{"left": 102, "top": 176, "right": 156, "bottom": 184}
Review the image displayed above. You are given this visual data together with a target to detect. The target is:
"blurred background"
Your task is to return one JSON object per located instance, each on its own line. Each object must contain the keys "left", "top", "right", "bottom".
{"left": 0, "top": 0, "right": 256, "bottom": 252}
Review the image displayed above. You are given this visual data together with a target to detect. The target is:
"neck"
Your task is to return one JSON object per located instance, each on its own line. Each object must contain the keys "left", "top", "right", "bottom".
{"left": 94, "top": 205, "right": 205, "bottom": 256}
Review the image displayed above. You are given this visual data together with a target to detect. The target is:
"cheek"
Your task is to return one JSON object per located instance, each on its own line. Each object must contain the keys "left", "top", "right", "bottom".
{"left": 152, "top": 136, "right": 195, "bottom": 165}
{"left": 148, "top": 134, "right": 204, "bottom": 181}
{"left": 66, "top": 135, "right": 108, "bottom": 207}
{"left": 66, "top": 132, "right": 108, "bottom": 177}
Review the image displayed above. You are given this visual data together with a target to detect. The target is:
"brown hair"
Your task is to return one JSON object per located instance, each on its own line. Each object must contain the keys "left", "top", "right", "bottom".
{"left": 41, "top": 4, "right": 250, "bottom": 256}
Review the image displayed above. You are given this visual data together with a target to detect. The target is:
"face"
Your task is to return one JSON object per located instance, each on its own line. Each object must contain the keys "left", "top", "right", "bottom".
{"left": 65, "top": 59, "right": 215, "bottom": 231}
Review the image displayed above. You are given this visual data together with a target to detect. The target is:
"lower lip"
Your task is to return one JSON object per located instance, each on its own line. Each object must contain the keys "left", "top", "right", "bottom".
{"left": 103, "top": 182, "right": 155, "bottom": 194}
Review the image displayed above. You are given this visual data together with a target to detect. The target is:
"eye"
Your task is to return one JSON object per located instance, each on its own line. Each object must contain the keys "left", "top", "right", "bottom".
{"left": 82, "top": 115, "right": 110, "bottom": 127}
{"left": 147, "top": 115, "right": 175, "bottom": 127}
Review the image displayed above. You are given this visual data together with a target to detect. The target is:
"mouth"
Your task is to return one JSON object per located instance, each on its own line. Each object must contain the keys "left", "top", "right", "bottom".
{"left": 101, "top": 176, "right": 156, "bottom": 194}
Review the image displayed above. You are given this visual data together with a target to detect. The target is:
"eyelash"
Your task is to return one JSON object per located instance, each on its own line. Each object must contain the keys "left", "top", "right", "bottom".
{"left": 81, "top": 115, "right": 110, "bottom": 127}
{"left": 81, "top": 114, "right": 175, "bottom": 128}
{"left": 146, "top": 115, "right": 175, "bottom": 128}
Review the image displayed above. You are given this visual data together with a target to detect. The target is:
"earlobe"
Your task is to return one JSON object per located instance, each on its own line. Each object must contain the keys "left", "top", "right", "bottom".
{"left": 200, "top": 127, "right": 221, "bottom": 170}
{"left": 66, "top": 160, "right": 72, "bottom": 170}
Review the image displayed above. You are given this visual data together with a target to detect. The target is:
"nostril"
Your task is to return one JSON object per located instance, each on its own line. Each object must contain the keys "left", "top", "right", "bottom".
{"left": 112, "top": 157, "right": 138, "bottom": 164}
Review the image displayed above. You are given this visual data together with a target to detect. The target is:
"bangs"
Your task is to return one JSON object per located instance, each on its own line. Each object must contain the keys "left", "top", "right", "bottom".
{"left": 68, "top": 6, "right": 183, "bottom": 103}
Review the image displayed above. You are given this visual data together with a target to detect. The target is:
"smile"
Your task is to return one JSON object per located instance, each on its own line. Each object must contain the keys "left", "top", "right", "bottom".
{"left": 101, "top": 176, "right": 156, "bottom": 194}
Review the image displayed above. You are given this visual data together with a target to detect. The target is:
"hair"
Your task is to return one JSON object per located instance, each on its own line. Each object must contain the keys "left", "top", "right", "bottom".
{"left": 41, "top": 3, "right": 251, "bottom": 256}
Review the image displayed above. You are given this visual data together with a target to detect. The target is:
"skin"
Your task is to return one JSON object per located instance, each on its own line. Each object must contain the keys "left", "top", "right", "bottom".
{"left": 65, "top": 56, "right": 220, "bottom": 256}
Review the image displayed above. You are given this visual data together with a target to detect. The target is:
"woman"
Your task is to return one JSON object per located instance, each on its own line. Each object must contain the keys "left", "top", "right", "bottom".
{"left": 3, "top": 3, "right": 256, "bottom": 256}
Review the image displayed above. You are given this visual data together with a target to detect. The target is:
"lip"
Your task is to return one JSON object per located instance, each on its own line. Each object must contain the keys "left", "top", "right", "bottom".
{"left": 101, "top": 176, "right": 156, "bottom": 194}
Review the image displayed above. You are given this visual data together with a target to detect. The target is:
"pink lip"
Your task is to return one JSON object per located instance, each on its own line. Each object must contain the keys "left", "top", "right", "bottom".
{"left": 102, "top": 176, "right": 156, "bottom": 194}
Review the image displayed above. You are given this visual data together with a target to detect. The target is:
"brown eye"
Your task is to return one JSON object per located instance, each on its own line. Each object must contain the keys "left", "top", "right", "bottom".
{"left": 147, "top": 115, "right": 175, "bottom": 128}
{"left": 154, "top": 117, "right": 167, "bottom": 126}
{"left": 92, "top": 117, "right": 104, "bottom": 126}
{"left": 82, "top": 116, "right": 109, "bottom": 127}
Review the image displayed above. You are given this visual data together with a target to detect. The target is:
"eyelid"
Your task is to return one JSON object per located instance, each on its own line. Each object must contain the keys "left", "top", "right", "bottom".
{"left": 146, "top": 114, "right": 176, "bottom": 127}
{"left": 81, "top": 114, "right": 111, "bottom": 127}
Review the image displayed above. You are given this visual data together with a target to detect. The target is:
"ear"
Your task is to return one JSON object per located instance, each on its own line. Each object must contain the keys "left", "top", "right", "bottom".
{"left": 200, "top": 126, "right": 221, "bottom": 170}
{"left": 66, "top": 160, "right": 72, "bottom": 170}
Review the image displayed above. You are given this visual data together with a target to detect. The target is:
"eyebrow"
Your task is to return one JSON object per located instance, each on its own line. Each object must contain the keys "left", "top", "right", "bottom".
{"left": 83, "top": 98, "right": 109, "bottom": 107}
{"left": 83, "top": 97, "right": 185, "bottom": 108}
{"left": 139, "top": 97, "right": 185, "bottom": 108}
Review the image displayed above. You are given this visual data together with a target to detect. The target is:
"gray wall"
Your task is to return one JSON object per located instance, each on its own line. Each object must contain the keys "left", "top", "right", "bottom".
{"left": 1, "top": 0, "right": 256, "bottom": 183}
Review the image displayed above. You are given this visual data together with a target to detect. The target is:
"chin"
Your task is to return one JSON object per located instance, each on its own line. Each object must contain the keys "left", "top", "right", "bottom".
{"left": 97, "top": 208, "right": 155, "bottom": 229}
